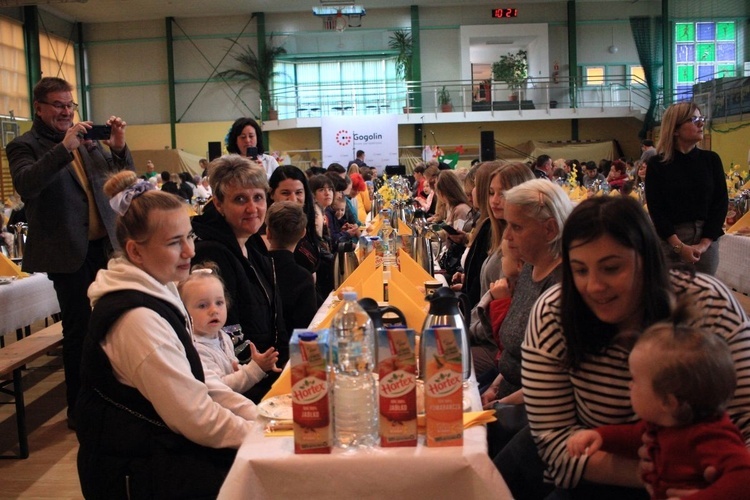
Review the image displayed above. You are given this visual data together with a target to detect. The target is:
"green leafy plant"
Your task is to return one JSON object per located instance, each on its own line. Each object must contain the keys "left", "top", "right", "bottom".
{"left": 388, "top": 29, "right": 413, "bottom": 81}
{"left": 492, "top": 49, "right": 528, "bottom": 92}
{"left": 217, "top": 37, "right": 287, "bottom": 118}
{"left": 438, "top": 86, "right": 451, "bottom": 105}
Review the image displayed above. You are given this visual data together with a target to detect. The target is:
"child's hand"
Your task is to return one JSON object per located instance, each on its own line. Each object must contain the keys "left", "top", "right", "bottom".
{"left": 488, "top": 278, "right": 511, "bottom": 301}
{"left": 567, "top": 430, "right": 602, "bottom": 457}
{"left": 250, "top": 342, "right": 282, "bottom": 373}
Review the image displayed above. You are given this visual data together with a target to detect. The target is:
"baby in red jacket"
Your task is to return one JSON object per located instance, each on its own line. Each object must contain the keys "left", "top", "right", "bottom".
{"left": 567, "top": 303, "right": 750, "bottom": 499}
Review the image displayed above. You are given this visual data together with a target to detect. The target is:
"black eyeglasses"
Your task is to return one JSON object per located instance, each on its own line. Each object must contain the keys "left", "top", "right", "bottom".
{"left": 38, "top": 100, "right": 79, "bottom": 111}
{"left": 684, "top": 116, "right": 706, "bottom": 125}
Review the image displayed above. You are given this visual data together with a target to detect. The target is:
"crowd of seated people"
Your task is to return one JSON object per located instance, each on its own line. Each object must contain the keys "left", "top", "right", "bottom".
{"left": 35, "top": 103, "right": 744, "bottom": 499}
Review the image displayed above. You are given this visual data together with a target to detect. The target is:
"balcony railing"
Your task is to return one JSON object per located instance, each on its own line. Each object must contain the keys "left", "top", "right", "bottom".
{"left": 269, "top": 74, "right": 652, "bottom": 120}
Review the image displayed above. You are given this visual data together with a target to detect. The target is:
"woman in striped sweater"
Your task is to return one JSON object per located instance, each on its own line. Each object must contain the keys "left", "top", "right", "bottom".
{"left": 499, "top": 196, "right": 750, "bottom": 499}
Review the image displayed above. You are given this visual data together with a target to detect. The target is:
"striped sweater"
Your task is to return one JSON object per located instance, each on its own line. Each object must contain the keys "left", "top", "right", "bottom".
{"left": 522, "top": 270, "right": 750, "bottom": 488}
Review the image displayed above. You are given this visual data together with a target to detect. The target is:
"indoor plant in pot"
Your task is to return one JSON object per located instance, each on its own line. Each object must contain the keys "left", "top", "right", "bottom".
{"left": 438, "top": 86, "right": 452, "bottom": 112}
{"left": 492, "top": 49, "right": 528, "bottom": 101}
{"left": 389, "top": 29, "right": 414, "bottom": 113}
{"left": 218, "top": 37, "right": 287, "bottom": 121}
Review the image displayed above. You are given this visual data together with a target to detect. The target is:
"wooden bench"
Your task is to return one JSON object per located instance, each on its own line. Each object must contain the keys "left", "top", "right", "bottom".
{"left": 0, "top": 321, "right": 64, "bottom": 459}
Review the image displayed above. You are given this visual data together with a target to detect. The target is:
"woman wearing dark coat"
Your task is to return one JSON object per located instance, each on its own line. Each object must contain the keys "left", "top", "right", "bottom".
{"left": 191, "top": 154, "right": 288, "bottom": 403}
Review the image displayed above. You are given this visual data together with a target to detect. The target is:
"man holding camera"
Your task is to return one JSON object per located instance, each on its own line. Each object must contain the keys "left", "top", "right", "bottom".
{"left": 7, "top": 77, "right": 134, "bottom": 428}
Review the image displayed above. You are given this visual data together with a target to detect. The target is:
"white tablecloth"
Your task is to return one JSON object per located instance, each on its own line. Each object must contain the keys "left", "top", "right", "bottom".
{"left": 0, "top": 273, "right": 60, "bottom": 335}
{"left": 218, "top": 382, "right": 511, "bottom": 499}
{"left": 717, "top": 234, "right": 750, "bottom": 295}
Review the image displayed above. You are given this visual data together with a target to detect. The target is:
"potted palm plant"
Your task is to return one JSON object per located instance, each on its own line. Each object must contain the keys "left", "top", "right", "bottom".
{"left": 218, "top": 38, "right": 287, "bottom": 121}
{"left": 492, "top": 49, "right": 528, "bottom": 101}
{"left": 388, "top": 29, "right": 413, "bottom": 112}
{"left": 438, "top": 86, "right": 452, "bottom": 112}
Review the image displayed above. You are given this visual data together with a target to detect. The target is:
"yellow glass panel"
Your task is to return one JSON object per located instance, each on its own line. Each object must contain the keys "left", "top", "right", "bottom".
{"left": 585, "top": 66, "right": 605, "bottom": 86}
{"left": 630, "top": 66, "right": 646, "bottom": 85}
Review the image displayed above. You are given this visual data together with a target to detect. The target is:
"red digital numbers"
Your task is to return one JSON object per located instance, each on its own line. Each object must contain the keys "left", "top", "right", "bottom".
{"left": 492, "top": 8, "right": 518, "bottom": 19}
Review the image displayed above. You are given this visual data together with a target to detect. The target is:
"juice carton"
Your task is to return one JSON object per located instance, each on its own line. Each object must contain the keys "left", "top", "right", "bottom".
{"left": 290, "top": 330, "right": 331, "bottom": 454}
{"left": 422, "top": 327, "right": 463, "bottom": 447}
{"left": 377, "top": 327, "right": 418, "bottom": 447}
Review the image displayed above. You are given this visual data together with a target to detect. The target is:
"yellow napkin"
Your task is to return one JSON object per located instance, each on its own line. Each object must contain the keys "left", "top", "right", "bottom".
{"left": 261, "top": 365, "right": 292, "bottom": 402}
{"left": 396, "top": 222, "right": 412, "bottom": 237}
{"left": 388, "top": 268, "right": 428, "bottom": 330}
{"left": 265, "top": 410, "right": 497, "bottom": 437}
{"left": 367, "top": 215, "right": 383, "bottom": 235}
{"left": 398, "top": 250, "right": 435, "bottom": 289}
{"left": 742, "top": 180, "right": 750, "bottom": 190}
{"left": 727, "top": 210, "right": 750, "bottom": 234}
{"left": 0, "top": 253, "right": 28, "bottom": 278}
{"left": 334, "top": 251, "right": 376, "bottom": 296}
{"left": 186, "top": 204, "right": 198, "bottom": 217}
{"left": 417, "top": 410, "right": 497, "bottom": 430}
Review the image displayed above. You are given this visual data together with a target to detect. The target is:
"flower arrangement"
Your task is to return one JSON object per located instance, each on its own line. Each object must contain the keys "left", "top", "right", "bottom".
{"left": 377, "top": 175, "right": 411, "bottom": 210}
{"left": 567, "top": 163, "right": 580, "bottom": 189}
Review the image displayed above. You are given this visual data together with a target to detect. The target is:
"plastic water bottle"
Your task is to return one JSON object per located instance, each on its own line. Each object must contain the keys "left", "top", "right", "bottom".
{"left": 378, "top": 216, "right": 397, "bottom": 270}
{"left": 331, "top": 290, "right": 378, "bottom": 448}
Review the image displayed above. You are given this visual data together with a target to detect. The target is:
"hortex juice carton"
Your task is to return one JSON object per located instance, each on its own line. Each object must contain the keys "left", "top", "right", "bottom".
{"left": 290, "top": 330, "right": 331, "bottom": 454}
{"left": 377, "top": 327, "right": 418, "bottom": 447}
{"left": 422, "top": 327, "right": 463, "bottom": 447}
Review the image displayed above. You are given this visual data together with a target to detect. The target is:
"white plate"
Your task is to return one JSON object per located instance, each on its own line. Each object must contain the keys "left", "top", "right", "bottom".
{"left": 0, "top": 276, "right": 16, "bottom": 285}
{"left": 258, "top": 394, "right": 293, "bottom": 420}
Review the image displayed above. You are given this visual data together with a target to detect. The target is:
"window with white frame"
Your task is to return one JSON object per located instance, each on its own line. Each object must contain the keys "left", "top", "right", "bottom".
{"left": 272, "top": 57, "right": 402, "bottom": 118}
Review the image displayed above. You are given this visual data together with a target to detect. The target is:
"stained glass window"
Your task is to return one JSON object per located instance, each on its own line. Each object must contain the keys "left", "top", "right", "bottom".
{"left": 674, "top": 21, "right": 736, "bottom": 101}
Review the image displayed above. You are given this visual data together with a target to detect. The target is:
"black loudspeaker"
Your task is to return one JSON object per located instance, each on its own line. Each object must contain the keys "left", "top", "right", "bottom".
{"left": 385, "top": 165, "right": 406, "bottom": 176}
{"left": 208, "top": 141, "right": 222, "bottom": 161}
{"left": 480, "top": 131, "right": 496, "bottom": 161}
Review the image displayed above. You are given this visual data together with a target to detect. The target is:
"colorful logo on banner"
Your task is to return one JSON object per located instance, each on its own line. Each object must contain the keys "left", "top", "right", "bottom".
{"left": 336, "top": 130, "right": 352, "bottom": 147}
{"left": 321, "top": 115, "right": 399, "bottom": 172}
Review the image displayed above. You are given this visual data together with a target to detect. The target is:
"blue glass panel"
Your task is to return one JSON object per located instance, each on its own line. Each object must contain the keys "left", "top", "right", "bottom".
{"left": 676, "top": 85, "right": 693, "bottom": 101}
{"left": 696, "top": 23, "right": 714, "bottom": 41}
{"left": 676, "top": 44, "right": 695, "bottom": 63}
{"left": 697, "top": 65, "right": 715, "bottom": 82}
{"left": 716, "top": 43, "right": 735, "bottom": 62}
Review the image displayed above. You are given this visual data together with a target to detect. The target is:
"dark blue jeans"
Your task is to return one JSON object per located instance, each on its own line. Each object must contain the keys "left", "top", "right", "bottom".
{"left": 49, "top": 238, "right": 110, "bottom": 412}
{"left": 495, "top": 425, "right": 649, "bottom": 500}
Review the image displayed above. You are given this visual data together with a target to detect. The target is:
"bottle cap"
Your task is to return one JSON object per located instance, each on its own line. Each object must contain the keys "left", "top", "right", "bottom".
{"left": 342, "top": 291, "right": 358, "bottom": 301}
{"left": 298, "top": 332, "right": 318, "bottom": 341}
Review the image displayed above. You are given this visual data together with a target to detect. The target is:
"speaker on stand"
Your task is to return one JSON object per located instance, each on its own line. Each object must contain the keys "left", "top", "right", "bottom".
{"left": 208, "top": 141, "right": 222, "bottom": 162}
{"left": 480, "top": 131, "right": 496, "bottom": 162}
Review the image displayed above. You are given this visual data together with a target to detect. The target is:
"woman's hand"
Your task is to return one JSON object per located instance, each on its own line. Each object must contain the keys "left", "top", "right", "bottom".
{"left": 250, "top": 342, "right": 282, "bottom": 373}
{"left": 446, "top": 229, "right": 467, "bottom": 245}
{"left": 488, "top": 278, "right": 511, "bottom": 301}
{"left": 481, "top": 373, "right": 503, "bottom": 408}
{"left": 497, "top": 389, "right": 523, "bottom": 405}
{"left": 567, "top": 429, "right": 603, "bottom": 457}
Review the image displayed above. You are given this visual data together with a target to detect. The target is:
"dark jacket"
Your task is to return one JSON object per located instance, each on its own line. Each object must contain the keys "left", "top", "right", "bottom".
{"left": 462, "top": 219, "right": 491, "bottom": 307}
{"left": 7, "top": 116, "right": 134, "bottom": 273}
{"left": 191, "top": 201, "right": 288, "bottom": 402}
{"left": 77, "top": 290, "right": 234, "bottom": 499}
{"left": 268, "top": 249, "right": 318, "bottom": 330}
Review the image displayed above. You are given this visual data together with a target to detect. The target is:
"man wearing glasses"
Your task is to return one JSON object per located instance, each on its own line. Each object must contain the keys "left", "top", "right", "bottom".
{"left": 7, "top": 77, "right": 134, "bottom": 429}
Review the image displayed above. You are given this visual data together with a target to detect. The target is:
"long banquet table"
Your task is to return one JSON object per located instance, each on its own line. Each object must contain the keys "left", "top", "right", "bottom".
{"left": 218, "top": 287, "right": 512, "bottom": 499}
{"left": 0, "top": 273, "right": 60, "bottom": 338}
{"left": 218, "top": 380, "right": 511, "bottom": 500}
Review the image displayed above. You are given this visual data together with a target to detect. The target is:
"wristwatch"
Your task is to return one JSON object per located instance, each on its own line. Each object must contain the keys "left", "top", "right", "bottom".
{"left": 672, "top": 242, "right": 684, "bottom": 254}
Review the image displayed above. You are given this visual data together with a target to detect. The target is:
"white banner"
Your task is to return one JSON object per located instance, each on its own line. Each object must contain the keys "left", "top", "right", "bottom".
{"left": 321, "top": 115, "right": 399, "bottom": 173}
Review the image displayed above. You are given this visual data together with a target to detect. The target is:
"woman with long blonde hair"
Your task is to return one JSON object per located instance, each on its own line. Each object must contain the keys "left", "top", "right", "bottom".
{"left": 645, "top": 101, "right": 727, "bottom": 275}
